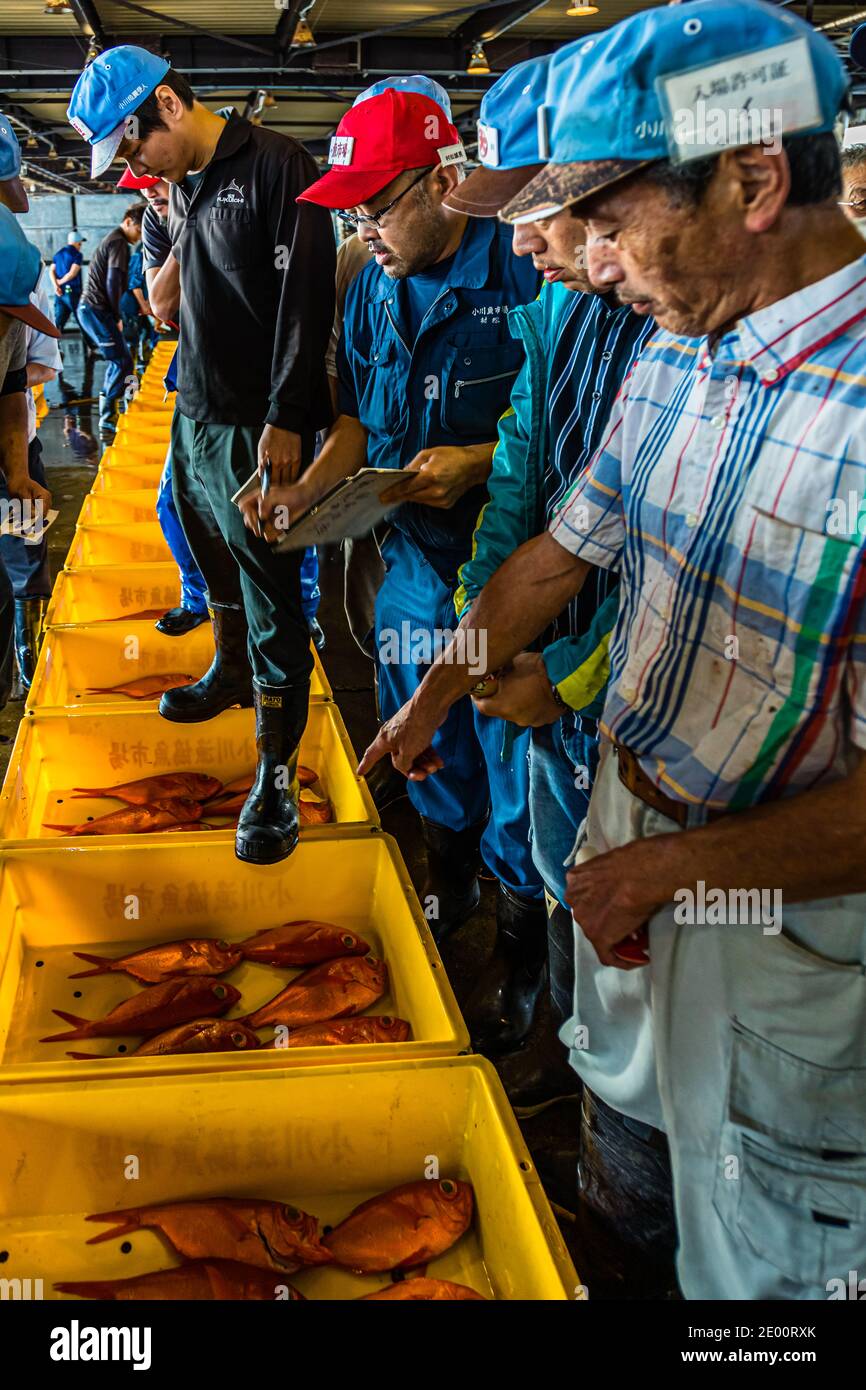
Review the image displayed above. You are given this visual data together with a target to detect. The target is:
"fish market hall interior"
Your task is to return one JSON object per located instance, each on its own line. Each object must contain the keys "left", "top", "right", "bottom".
{"left": 1, "top": 0, "right": 866, "bottom": 1323}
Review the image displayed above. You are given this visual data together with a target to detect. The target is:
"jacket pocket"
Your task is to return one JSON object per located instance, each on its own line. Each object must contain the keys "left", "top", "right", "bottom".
{"left": 713, "top": 1018, "right": 866, "bottom": 1288}
{"left": 207, "top": 206, "right": 254, "bottom": 271}
{"left": 440, "top": 343, "right": 523, "bottom": 437}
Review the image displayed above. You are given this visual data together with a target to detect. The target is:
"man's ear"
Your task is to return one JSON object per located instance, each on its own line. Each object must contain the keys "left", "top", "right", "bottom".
{"left": 723, "top": 143, "right": 790, "bottom": 234}
{"left": 432, "top": 163, "right": 461, "bottom": 204}
{"left": 154, "top": 83, "right": 185, "bottom": 125}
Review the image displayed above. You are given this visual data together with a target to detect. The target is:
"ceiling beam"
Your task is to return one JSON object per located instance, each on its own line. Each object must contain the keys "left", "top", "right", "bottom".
{"left": 67, "top": 0, "right": 109, "bottom": 53}
{"left": 275, "top": 1, "right": 308, "bottom": 62}
{"left": 452, "top": 1, "right": 548, "bottom": 44}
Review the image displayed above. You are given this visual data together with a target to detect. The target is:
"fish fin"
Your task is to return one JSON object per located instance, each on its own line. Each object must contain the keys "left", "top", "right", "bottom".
{"left": 39, "top": 1010, "right": 91, "bottom": 1042}
{"left": 84, "top": 1209, "right": 141, "bottom": 1244}
{"left": 54, "top": 1280, "right": 119, "bottom": 1299}
{"left": 41, "top": 823, "right": 75, "bottom": 835}
{"left": 68, "top": 952, "right": 113, "bottom": 979}
{"left": 65, "top": 1050, "right": 104, "bottom": 1060}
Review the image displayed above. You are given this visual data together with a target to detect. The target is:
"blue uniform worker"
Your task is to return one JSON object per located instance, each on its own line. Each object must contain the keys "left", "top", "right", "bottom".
{"left": 296, "top": 86, "right": 545, "bottom": 985}
{"left": 50, "top": 233, "right": 85, "bottom": 331}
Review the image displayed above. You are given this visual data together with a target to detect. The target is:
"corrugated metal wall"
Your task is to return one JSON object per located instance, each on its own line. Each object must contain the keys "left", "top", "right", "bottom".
{"left": 18, "top": 193, "right": 144, "bottom": 268}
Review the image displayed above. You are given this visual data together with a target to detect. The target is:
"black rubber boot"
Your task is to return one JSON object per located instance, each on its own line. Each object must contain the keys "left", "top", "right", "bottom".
{"left": 158, "top": 604, "right": 253, "bottom": 722}
{"left": 464, "top": 883, "right": 549, "bottom": 1055}
{"left": 155, "top": 606, "right": 210, "bottom": 637}
{"left": 497, "top": 902, "right": 582, "bottom": 1112}
{"left": 13, "top": 597, "right": 48, "bottom": 692}
{"left": 97, "top": 392, "right": 119, "bottom": 440}
{"left": 307, "top": 617, "right": 326, "bottom": 652}
{"left": 419, "top": 816, "right": 483, "bottom": 943}
{"left": 235, "top": 681, "right": 309, "bottom": 866}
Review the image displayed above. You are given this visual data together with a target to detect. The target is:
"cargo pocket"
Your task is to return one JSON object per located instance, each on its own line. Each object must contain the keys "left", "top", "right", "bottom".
{"left": 440, "top": 343, "right": 523, "bottom": 437}
{"left": 714, "top": 1018, "right": 866, "bottom": 1289}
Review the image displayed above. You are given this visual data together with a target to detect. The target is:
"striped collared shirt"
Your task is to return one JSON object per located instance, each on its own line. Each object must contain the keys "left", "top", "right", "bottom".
{"left": 550, "top": 254, "right": 866, "bottom": 812}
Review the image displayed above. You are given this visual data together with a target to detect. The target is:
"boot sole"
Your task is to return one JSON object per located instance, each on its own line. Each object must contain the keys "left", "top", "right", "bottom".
{"left": 158, "top": 695, "right": 254, "bottom": 724}
{"left": 235, "top": 838, "right": 298, "bottom": 866}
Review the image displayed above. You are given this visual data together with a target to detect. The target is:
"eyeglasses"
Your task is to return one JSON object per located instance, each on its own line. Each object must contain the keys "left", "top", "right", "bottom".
{"left": 336, "top": 166, "right": 434, "bottom": 231}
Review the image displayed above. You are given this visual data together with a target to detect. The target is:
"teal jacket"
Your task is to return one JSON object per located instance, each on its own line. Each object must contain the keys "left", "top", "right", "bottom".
{"left": 455, "top": 280, "right": 616, "bottom": 719}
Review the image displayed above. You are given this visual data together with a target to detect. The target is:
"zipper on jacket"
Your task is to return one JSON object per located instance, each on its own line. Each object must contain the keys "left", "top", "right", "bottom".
{"left": 383, "top": 299, "right": 411, "bottom": 356}
{"left": 454, "top": 367, "right": 519, "bottom": 399}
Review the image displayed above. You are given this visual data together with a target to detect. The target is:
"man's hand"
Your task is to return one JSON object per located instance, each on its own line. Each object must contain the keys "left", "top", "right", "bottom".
{"left": 379, "top": 444, "right": 493, "bottom": 509}
{"left": 472, "top": 651, "right": 562, "bottom": 727}
{"left": 258, "top": 424, "right": 303, "bottom": 487}
{"left": 4, "top": 471, "right": 52, "bottom": 513}
{"left": 565, "top": 839, "right": 664, "bottom": 970}
{"left": 357, "top": 693, "right": 448, "bottom": 782}
{"left": 238, "top": 476, "right": 314, "bottom": 542}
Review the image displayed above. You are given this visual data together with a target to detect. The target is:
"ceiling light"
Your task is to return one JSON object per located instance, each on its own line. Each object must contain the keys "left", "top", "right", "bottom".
{"left": 467, "top": 41, "right": 490, "bottom": 75}
{"left": 291, "top": 19, "right": 315, "bottom": 47}
{"left": 567, "top": 3, "right": 599, "bottom": 14}
{"left": 44, "top": 0, "right": 74, "bottom": 12}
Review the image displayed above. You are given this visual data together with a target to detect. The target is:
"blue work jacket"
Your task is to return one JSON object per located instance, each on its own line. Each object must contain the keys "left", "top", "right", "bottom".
{"left": 337, "top": 216, "right": 540, "bottom": 583}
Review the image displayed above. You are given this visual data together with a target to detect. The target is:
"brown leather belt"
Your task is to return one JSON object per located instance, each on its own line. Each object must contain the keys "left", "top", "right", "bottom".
{"left": 613, "top": 743, "right": 726, "bottom": 827}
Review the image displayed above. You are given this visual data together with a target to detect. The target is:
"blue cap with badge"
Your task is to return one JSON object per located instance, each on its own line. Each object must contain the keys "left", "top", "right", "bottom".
{"left": 354, "top": 75, "right": 453, "bottom": 121}
{"left": 67, "top": 45, "right": 170, "bottom": 178}
{"left": 0, "top": 206, "right": 61, "bottom": 338}
{"left": 444, "top": 54, "right": 552, "bottom": 217}
{"left": 501, "top": 0, "right": 849, "bottom": 224}
{"left": 0, "top": 110, "right": 27, "bottom": 210}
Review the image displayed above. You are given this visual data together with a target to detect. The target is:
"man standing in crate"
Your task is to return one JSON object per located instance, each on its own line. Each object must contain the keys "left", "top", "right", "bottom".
{"left": 66, "top": 46, "right": 336, "bottom": 866}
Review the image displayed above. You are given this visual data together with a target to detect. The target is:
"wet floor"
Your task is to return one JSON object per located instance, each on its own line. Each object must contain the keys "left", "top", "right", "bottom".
{"left": 1, "top": 325, "right": 678, "bottom": 1299}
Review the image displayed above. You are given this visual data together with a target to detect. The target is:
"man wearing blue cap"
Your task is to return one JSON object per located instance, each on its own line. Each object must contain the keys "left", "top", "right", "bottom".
{"left": 362, "top": 0, "right": 866, "bottom": 1298}
{"left": 49, "top": 232, "right": 86, "bottom": 333}
{"left": 67, "top": 46, "right": 335, "bottom": 866}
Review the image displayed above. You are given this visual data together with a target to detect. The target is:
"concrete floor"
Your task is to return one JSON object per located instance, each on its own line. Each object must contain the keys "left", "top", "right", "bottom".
{"left": 1, "top": 328, "right": 679, "bottom": 1300}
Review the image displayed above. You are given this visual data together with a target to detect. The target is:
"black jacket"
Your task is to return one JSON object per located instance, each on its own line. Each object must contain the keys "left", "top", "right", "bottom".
{"left": 168, "top": 114, "right": 335, "bottom": 432}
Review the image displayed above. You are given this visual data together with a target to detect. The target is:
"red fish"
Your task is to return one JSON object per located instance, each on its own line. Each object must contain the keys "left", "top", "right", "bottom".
{"left": 204, "top": 793, "right": 248, "bottom": 818}
{"left": 40, "top": 977, "right": 240, "bottom": 1042}
{"left": 324, "top": 1179, "right": 474, "bottom": 1273}
{"left": 85, "top": 674, "right": 196, "bottom": 699}
{"left": 300, "top": 795, "right": 332, "bottom": 825}
{"left": 360, "top": 1278, "right": 486, "bottom": 1300}
{"left": 238, "top": 920, "right": 370, "bottom": 967}
{"left": 66, "top": 1018, "right": 261, "bottom": 1060}
{"left": 55, "top": 1259, "right": 305, "bottom": 1301}
{"left": 43, "top": 798, "right": 203, "bottom": 837}
{"left": 69, "top": 938, "right": 243, "bottom": 983}
{"left": 244, "top": 956, "right": 387, "bottom": 1029}
{"left": 85, "top": 1198, "right": 333, "bottom": 1272}
{"left": 71, "top": 773, "right": 223, "bottom": 804}
{"left": 263, "top": 1016, "right": 410, "bottom": 1048}
{"left": 206, "top": 767, "right": 317, "bottom": 800}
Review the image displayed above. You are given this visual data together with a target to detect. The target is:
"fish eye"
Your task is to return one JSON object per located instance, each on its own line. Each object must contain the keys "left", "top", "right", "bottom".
{"left": 341, "top": 934, "right": 355, "bottom": 947}
{"left": 382, "top": 1015, "right": 394, "bottom": 1026}
{"left": 439, "top": 1179, "right": 457, "bottom": 1197}
{"left": 213, "top": 984, "right": 227, "bottom": 999}
{"left": 231, "top": 1031, "right": 248, "bottom": 1047}
{"left": 216, "top": 940, "right": 230, "bottom": 950}
{"left": 282, "top": 1204, "right": 301, "bottom": 1222}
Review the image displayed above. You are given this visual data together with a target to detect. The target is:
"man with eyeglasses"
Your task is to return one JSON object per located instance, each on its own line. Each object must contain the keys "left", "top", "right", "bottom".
{"left": 248, "top": 88, "right": 544, "bottom": 967}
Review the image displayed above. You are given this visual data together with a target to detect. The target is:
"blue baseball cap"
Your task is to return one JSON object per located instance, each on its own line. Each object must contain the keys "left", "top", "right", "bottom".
{"left": 444, "top": 55, "right": 551, "bottom": 217}
{"left": 0, "top": 207, "right": 60, "bottom": 338}
{"left": 67, "top": 45, "right": 170, "bottom": 178}
{"left": 852, "top": 23, "right": 866, "bottom": 72}
{"left": 0, "top": 111, "right": 26, "bottom": 210}
{"left": 502, "top": 0, "right": 849, "bottom": 224}
{"left": 354, "top": 75, "right": 453, "bottom": 121}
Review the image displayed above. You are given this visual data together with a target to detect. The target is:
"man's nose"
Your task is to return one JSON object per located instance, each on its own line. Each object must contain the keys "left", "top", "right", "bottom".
{"left": 511, "top": 224, "right": 545, "bottom": 257}
{"left": 586, "top": 240, "right": 623, "bottom": 290}
{"left": 357, "top": 222, "right": 379, "bottom": 245}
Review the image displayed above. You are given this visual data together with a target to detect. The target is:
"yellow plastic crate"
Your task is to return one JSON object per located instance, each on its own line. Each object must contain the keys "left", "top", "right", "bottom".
{"left": 100, "top": 440, "right": 167, "bottom": 467}
{"left": 65, "top": 522, "right": 171, "bottom": 566}
{"left": 91, "top": 461, "right": 162, "bottom": 492}
{"left": 78, "top": 489, "right": 158, "bottom": 526}
{"left": 0, "top": 1056, "right": 577, "bottom": 1299}
{"left": 27, "top": 621, "right": 332, "bottom": 711}
{"left": 45, "top": 564, "right": 180, "bottom": 627}
{"left": 113, "top": 422, "right": 170, "bottom": 447}
{"left": 0, "top": 834, "right": 466, "bottom": 1083}
{"left": 0, "top": 703, "right": 377, "bottom": 843}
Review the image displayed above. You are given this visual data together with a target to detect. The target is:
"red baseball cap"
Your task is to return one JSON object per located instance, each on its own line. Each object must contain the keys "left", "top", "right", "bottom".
{"left": 117, "top": 167, "right": 161, "bottom": 190}
{"left": 299, "top": 89, "right": 466, "bottom": 211}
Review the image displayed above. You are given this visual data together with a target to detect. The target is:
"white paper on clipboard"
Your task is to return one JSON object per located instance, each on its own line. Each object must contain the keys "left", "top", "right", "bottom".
{"left": 0, "top": 507, "right": 59, "bottom": 544}
{"left": 232, "top": 467, "right": 407, "bottom": 550}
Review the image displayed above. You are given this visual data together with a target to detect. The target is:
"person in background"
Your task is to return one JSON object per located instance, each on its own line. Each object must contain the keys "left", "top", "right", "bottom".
{"left": 76, "top": 199, "right": 144, "bottom": 439}
{"left": 255, "top": 88, "right": 546, "bottom": 988}
{"left": 69, "top": 47, "right": 335, "bottom": 864}
{"left": 120, "top": 231, "right": 156, "bottom": 368}
{"left": 49, "top": 230, "right": 86, "bottom": 333}
{"left": 840, "top": 144, "right": 866, "bottom": 225}
{"left": 0, "top": 206, "right": 58, "bottom": 712}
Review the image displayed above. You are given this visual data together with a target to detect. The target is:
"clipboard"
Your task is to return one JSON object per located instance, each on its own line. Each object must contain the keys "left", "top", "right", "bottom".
{"left": 231, "top": 467, "right": 407, "bottom": 550}
{"left": 0, "top": 508, "right": 59, "bottom": 544}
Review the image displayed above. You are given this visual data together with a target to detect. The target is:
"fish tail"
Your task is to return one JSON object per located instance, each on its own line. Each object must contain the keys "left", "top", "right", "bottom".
{"left": 39, "top": 1010, "right": 93, "bottom": 1042}
{"left": 84, "top": 1209, "right": 142, "bottom": 1244}
{"left": 68, "top": 952, "right": 114, "bottom": 979}
{"left": 54, "top": 1279, "right": 121, "bottom": 1299}
{"left": 69, "top": 788, "right": 103, "bottom": 798}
